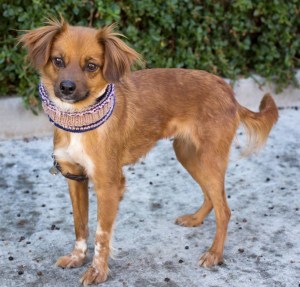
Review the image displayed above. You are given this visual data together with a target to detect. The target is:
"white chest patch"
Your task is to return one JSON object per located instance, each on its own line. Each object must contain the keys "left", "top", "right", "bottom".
{"left": 54, "top": 133, "right": 94, "bottom": 177}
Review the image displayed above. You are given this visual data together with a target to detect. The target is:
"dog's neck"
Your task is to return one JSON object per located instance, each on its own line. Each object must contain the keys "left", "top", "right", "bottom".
{"left": 39, "top": 83, "right": 116, "bottom": 133}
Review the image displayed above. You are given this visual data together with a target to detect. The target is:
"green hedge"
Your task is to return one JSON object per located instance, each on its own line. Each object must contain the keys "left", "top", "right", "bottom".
{"left": 1, "top": 0, "right": 299, "bottom": 111}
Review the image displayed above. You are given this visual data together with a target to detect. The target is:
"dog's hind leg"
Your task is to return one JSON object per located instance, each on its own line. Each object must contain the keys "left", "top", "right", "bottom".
{"left": 196, "top": 158, "right": 230, "bottom": 268}
{"left": 173, "top": 135, "right": 232, "bottom": 267}
{"left": 173, "top": 138, "right": 213, "bottom": 227}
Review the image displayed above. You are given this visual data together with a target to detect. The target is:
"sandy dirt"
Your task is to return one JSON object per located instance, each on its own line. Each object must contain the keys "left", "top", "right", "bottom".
{"left": 0, "top": 108, "right": 299, "bottom": 287}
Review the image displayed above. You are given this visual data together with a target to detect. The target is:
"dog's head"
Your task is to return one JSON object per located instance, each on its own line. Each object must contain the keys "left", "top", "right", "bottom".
{"left": 19, "top": 17, "right": 141, "bottom": 110}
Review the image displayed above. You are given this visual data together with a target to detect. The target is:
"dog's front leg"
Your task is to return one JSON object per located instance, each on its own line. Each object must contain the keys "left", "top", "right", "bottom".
{"left": 56, "top": 179, "right": 89, "bottom": 268}
{"left": 80, "top": 174, "right": 124, "bottom": 285}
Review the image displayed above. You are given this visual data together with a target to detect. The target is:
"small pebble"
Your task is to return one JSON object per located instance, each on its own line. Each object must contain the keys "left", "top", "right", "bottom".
{"left": 37, "top": 271, "right": 43, "bottom": 276}
{"left": 51, "top": 224, "right": 56, "bottom": 230}
{"left": 265, "top": 177, "right": 270, "bottom": 182}
{"left": 238, "top": 248, "right": 244, "bottom": 253}
{"left": 17, "top": 213, "right": 21, "bottom": 217}
{"left": 8, "top": 256, "right": 14, "bottom": 261}
{"left": 41, "top": 204, "right": 46, "bottom": 207}
{"left": 26, "top": 241, "right": 31, "bottom": 244}
{"left": 164, "top": 278, "right": 170, "bottom": 282}
{"left": 17, "top": 220, "right": 27, "bottom": 226}
{"left": 19, "top": 236, "right": 25, "bottom": 242}
{"left": 242, "top": 218, "right": 247, "bottom": 223}
{"left": 178, "top": 259, "right": 184, "bottom": 263}
{"left": 227, "top": 195, "right": 231, "bottom": 199}
{"left": 149, "top": 181, "right": 153, "bottom": 185}
{"left": 185, "top": 246, "right": 189, "bottom": 250}
{"left": 18, "top": 271, "right": 24, "bottom": 275}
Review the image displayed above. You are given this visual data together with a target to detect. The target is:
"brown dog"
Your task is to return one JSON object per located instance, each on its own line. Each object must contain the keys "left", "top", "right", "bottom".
{"left": 20, "top": 18, "right": 278, "bottom": 285}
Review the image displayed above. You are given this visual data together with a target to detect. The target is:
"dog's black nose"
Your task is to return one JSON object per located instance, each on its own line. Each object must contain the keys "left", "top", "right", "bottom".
{"left": 60, "top": 80, "right": 76, "bottom": 95}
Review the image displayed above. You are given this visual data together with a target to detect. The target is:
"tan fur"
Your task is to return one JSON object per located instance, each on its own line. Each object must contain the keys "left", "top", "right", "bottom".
{"left": 20, "top": 18, "right": 278, "bottom": 285}
{"left": 18, "top": 17, "right": 67, "bottom": 68}
{"left": 97, "top": 23, "right": 143, "bottom": 83}
{"left": 238, "top": 93, "right": 279, "bottom": 155}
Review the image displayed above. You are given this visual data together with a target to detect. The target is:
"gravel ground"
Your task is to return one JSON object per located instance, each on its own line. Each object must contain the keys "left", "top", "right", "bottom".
{"left": 0, "top": 108, "right": 299, "bottom": 287}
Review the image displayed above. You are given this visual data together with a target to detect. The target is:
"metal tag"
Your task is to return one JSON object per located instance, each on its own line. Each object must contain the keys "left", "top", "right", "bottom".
{"left": 49, "top": 166, "right": 59, "bottom": 175}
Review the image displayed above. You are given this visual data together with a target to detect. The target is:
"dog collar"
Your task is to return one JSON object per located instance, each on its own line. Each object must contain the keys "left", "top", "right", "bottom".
{"left": 38, "top": 83, "right": 116, "bottom": 133}
{"left": 49, "top": 155, "right": 88, "bottom": 182}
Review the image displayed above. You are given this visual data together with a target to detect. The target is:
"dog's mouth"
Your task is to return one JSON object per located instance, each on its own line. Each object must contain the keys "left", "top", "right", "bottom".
{"left": 54, "top": 87, "right": 90, "bottom": 104}
{"left": 60, "top": 91, "right": 90, "bottom": 103}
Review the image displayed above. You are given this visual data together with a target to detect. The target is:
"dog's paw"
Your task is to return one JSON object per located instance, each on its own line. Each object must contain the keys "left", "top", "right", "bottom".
{"left": 199, "top": 251, "right": 223, "bottom": 268}
{"left": 175, "top": 214, "right": 203, "bottom": 227}
{"left": 80, "top": 265, "right": 108, "bottom": 286}
{"left": 56, "top": 253, "right": 86, "bottom": 268}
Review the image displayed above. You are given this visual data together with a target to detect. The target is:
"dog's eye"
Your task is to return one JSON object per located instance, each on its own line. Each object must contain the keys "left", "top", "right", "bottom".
{"left": 52, "top": 57, "right": 65, "bottom": 68}
{"left": 86, "top": 63, "right": 98, "bottom": 72}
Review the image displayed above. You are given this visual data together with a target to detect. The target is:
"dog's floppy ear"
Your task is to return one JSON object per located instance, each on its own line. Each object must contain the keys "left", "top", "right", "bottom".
{"left": 97, "top": 24, "right": 142, "bottom": 83}
{"left": 18, "top": 17, "right": 67, "bottom": 69}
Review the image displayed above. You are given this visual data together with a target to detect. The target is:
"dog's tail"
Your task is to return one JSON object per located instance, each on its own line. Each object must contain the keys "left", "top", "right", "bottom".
{"left": 238, "top": 93, "right": 278, "bottom": 155}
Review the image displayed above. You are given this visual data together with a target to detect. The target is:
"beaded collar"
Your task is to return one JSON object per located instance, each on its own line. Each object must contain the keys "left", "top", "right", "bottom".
{"left": 38, "top": 83, "right": 115, "bottom": 133}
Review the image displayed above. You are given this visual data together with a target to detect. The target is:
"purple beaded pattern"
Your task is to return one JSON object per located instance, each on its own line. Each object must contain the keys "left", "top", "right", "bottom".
{"left": 38, "top": 83, "right": 116, "bottom": 133}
